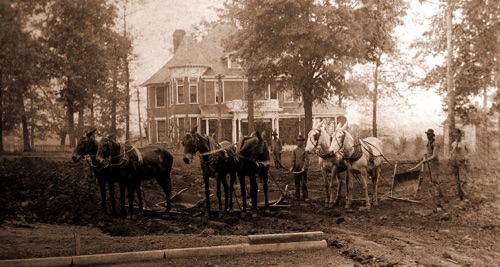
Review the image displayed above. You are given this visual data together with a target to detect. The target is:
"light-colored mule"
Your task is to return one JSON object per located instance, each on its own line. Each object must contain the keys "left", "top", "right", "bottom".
{"left": 328, "top": 123, "right": 384, "bottom": 211}
{"left": 305, "top": 119, "right": 347, "bottom": 208}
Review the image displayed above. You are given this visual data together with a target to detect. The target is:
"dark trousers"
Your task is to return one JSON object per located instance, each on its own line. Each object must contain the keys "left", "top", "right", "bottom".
{"left": 294, "top": 172, "right": 308, "bottom": 200}
{"left": 451, "top": 160, "right": 467, "bottom": 200}
{"left": 427, "top": 160, "right": 443, "bottom": 198}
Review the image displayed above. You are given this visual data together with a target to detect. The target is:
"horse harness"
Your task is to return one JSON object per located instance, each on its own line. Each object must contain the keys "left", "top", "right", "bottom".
{"left": 104, "top": 140, "right": 143, "bottom": 169}
{"left": 334, "top": 130, "right": 375, "bottom": 163}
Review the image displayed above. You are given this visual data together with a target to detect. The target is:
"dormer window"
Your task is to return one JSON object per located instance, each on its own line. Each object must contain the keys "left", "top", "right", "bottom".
{"left": 228, "top": 55, "right": 242, "bottom": 69}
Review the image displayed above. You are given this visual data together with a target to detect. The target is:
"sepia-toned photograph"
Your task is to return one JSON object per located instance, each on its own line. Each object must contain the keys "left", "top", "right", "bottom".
{"left": 1, "top": 0, "right": 499, "bottom": 266}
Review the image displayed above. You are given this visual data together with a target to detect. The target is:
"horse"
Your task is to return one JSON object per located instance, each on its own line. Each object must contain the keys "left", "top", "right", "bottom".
{"left": 235, "top": 131, "right": 271, "bottom": 218}
{"left": 181, "top": 127, "right": 238, "bottom": 217}
{"left": 71, "top": 129, "right": 118, "bottom": 216}
{"left": 96, "top": 135, "right": 174, "bottom": 218}
{"left": 305, "top": 119, "right": 348, "bottom": 208}
{"left": 328, "top": 123, "right": 384, "bottom": 211}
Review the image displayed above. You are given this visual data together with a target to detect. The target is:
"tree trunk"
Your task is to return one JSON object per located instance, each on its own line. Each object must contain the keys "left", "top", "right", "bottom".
{"left": 123, "top": 0, "right": 130, "bottom": 141}
{"left": 217, "top": 75, "right": 223, "bottom": 142}
{"left": 373, "top": 60, "right": 380, "bottom": 137}
{"left": 111, "top": 45, "right": 118, "bottom": 135}
{"left": 0, "top": 68, "right": 4, "bottom": 152}
{"left": 247, "top": 79, "right": 255, "bottom": 134}
{"left": 67, "top": 101, "right": 75, "bottom": 147}
{"left": 59, "top": 127, "right": 67, "bottom": 150}
{"left": 446, "top": 0, "right": 455, "bottom": 154}
{"left": 302, "top": 85, "right": 313, "bottom": 135}
{"left": 77, "top": 106, "right": 84, "bottom": 140}
{"left": 21, "top": 114, "right": 30, "bottom": 152}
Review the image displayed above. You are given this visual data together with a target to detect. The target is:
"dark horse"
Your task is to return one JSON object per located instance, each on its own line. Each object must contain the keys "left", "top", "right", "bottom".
{"left": 95, "top": 135, "right": 174, "bottom": 218}
{"left": 181, "top": 126, "right": 238, "bottom": 217}
{"left": 236, "top": 131, "right": 271, "bottom": 217}
{"left": 72, "top": 129, "right": 118, "bottom": 216}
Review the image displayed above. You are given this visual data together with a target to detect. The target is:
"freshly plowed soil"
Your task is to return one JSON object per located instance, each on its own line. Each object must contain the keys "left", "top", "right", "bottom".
{"left": 1, "top": 151, "right": 499, "bottom": 266}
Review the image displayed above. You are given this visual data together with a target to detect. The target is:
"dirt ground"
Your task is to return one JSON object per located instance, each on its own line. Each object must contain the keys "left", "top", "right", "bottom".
{"left": 1, "top": 150, "right": 499, "bottom": 266}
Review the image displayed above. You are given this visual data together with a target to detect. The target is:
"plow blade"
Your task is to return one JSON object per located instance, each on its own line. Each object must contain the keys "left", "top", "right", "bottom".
{"left": 390, "top": 162, "right": 423, "bottom": 203}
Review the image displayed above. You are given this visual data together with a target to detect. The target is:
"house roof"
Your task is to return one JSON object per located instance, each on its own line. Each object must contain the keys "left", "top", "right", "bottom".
{"left": 142, "top": 24, "right": 241, "bottom": 87}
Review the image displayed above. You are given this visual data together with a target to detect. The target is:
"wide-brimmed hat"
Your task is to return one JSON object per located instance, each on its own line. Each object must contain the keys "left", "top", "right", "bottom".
{"left": 425, "top": 129, "right": 435, "bottom": 136}
{"left": 296, "top": 135, "right": 305, "bottom": 141}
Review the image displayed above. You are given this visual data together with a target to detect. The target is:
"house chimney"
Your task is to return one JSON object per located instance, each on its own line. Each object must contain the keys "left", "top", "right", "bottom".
{"left": 173, "top": 29, "right": 186, "bottom": 54}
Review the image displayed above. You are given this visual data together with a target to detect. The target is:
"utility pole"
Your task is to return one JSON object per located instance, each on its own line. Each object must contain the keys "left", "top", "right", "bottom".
{"left": 216, "top": 74, "right": 223, "bottom": 142}
{"left": 446, "top": 0, "right": 455, "bottom": 155}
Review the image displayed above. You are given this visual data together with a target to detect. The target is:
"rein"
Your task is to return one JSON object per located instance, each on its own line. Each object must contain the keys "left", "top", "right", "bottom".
{"left": 199, "top": 143, "right": 236, "bottom": 156}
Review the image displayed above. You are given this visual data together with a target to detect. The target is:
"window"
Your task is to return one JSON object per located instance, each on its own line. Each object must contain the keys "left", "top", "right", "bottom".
{"left": 284, "top": 89, "right": 294, "bottom": 103}
{"left": 189, "top": 78, "right": 198, "bottom": 103}
{"left": 215, "top": 81, "right": 224, "bottom": 103}
{"left": 178, "top": 117, "right": 185, "bottom": 141}
{"left": 242, "top": 81, "right": 248, "bottom": 101}
{"left": 176, "top": 79, "right": 184, "bottom": 104}
{"left": 268, "top": 82, "right": 277, "bottom": 100}
{"left": 155, "top": 87, "right": 166, "bottom": 107}
{"left": 190, "top": 117, "right": 198, "bottom": 130}
{"left": 157, "top": 120, "right": 167, "bottom": 143}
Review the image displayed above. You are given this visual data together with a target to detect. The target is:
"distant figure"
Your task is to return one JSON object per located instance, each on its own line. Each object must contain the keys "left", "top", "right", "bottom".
{"left": 290, "top": 134, "right": 309, "bottom": 201}
{"left": 270, "top": 130, "right": 283, "bottom": 169}
{"left": 422, "top": 128, "right": 443, "bottom": 198}
{"left": 449, "top": 129, "right": 469, "bottom": 200}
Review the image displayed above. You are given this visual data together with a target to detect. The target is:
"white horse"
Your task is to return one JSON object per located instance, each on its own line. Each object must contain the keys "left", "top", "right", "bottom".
{"left": 305, "top": 119, "right": 347, "bottom": 208}
{"left": 328, "top": 122, "right": 384, "bottom": 211}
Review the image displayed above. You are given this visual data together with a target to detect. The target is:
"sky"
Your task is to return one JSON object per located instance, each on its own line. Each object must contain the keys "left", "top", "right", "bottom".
{"left": 125, "top": 0, "right": 445, "bottom": 139}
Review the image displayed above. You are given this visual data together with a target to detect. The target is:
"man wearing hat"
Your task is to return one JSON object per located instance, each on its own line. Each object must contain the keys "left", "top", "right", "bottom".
{"left": 290, "top": 134, "right": 309, "bottom": 201}
{"left": 422, "top": 128, "right": 443, "bottom": 198}
{"left": 449, "top": 128, "right": 469, "bottom": 200}
{"left": 270, "top": 130, "right": 283, "bottom": 169}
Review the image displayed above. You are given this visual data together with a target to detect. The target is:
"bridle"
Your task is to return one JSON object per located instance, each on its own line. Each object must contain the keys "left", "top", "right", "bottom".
{"left": 331, "top": 129, "right": 347, "bottom": 157}
{"left": 308, "top": 128, "right": 335, "bottom": 159}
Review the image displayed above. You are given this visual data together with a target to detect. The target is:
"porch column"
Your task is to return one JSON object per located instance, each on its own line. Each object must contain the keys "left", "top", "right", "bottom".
{"left": 205, "top": 119, "right": 210, "bottom": 135}
{"left": 238, "top": 118, "right": 242, "bottom": 139}
{"left": 232, "top": 118, "right": 237, "bottom": 143}
{"left": 275, "top": 115, "right": 280, "bottom": 135}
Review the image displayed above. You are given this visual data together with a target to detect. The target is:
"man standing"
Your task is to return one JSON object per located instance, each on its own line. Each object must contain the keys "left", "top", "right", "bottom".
{"left": 270, "top": 130, "right": 283, "bottom": 169}
{"left": 422, "top": 128, "right": 443, "bottom": 198}
{"left": 449, "top": 129, "right": 469, "bottom": 200}
{"left": 290, "top": 134, "right": 309, "bottom": 201}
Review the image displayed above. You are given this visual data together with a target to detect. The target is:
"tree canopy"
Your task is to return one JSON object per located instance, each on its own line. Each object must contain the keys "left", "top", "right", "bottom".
{"left": 418, "top": 0, "right": 500, "bottom": 119}
{"left": 224, "top": 0, "right": 407, "bottom": 133}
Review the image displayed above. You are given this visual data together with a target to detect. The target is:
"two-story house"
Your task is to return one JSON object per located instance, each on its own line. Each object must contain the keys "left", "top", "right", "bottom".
{"left": 141, "top": 24, "right": 346, "bottom": 146}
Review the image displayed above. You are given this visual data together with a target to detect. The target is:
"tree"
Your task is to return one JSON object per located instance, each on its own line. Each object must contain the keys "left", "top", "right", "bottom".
{"left": 0, "top": 1, "right": 49, "bottom": 152}
{"left": 42, "top": 0, "right": 120, "bottom": 146}
{"left": 416, "top": 0, "right": 499, "bottom": 149}
{"left": 225, "top": 0, "right": 371, "bottom": 134}
{"left": 355, "top": 0, "right": 408, "bottom": 137}
{"left": 225, "top": 0, "right": 406, "bottom": 134}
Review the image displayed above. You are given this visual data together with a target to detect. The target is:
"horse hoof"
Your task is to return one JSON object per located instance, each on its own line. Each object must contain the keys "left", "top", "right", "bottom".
{"left": 240, "top": 212, "right": 247, "bottom": 218}
{"left": 358, "top": 206, "right": 371, "bottom": 212}
{"left": 251, "top": 213, "right": 257, "bottom": 218}
{"left": 265, "top": 209, "right": 271, "bottom": 214}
